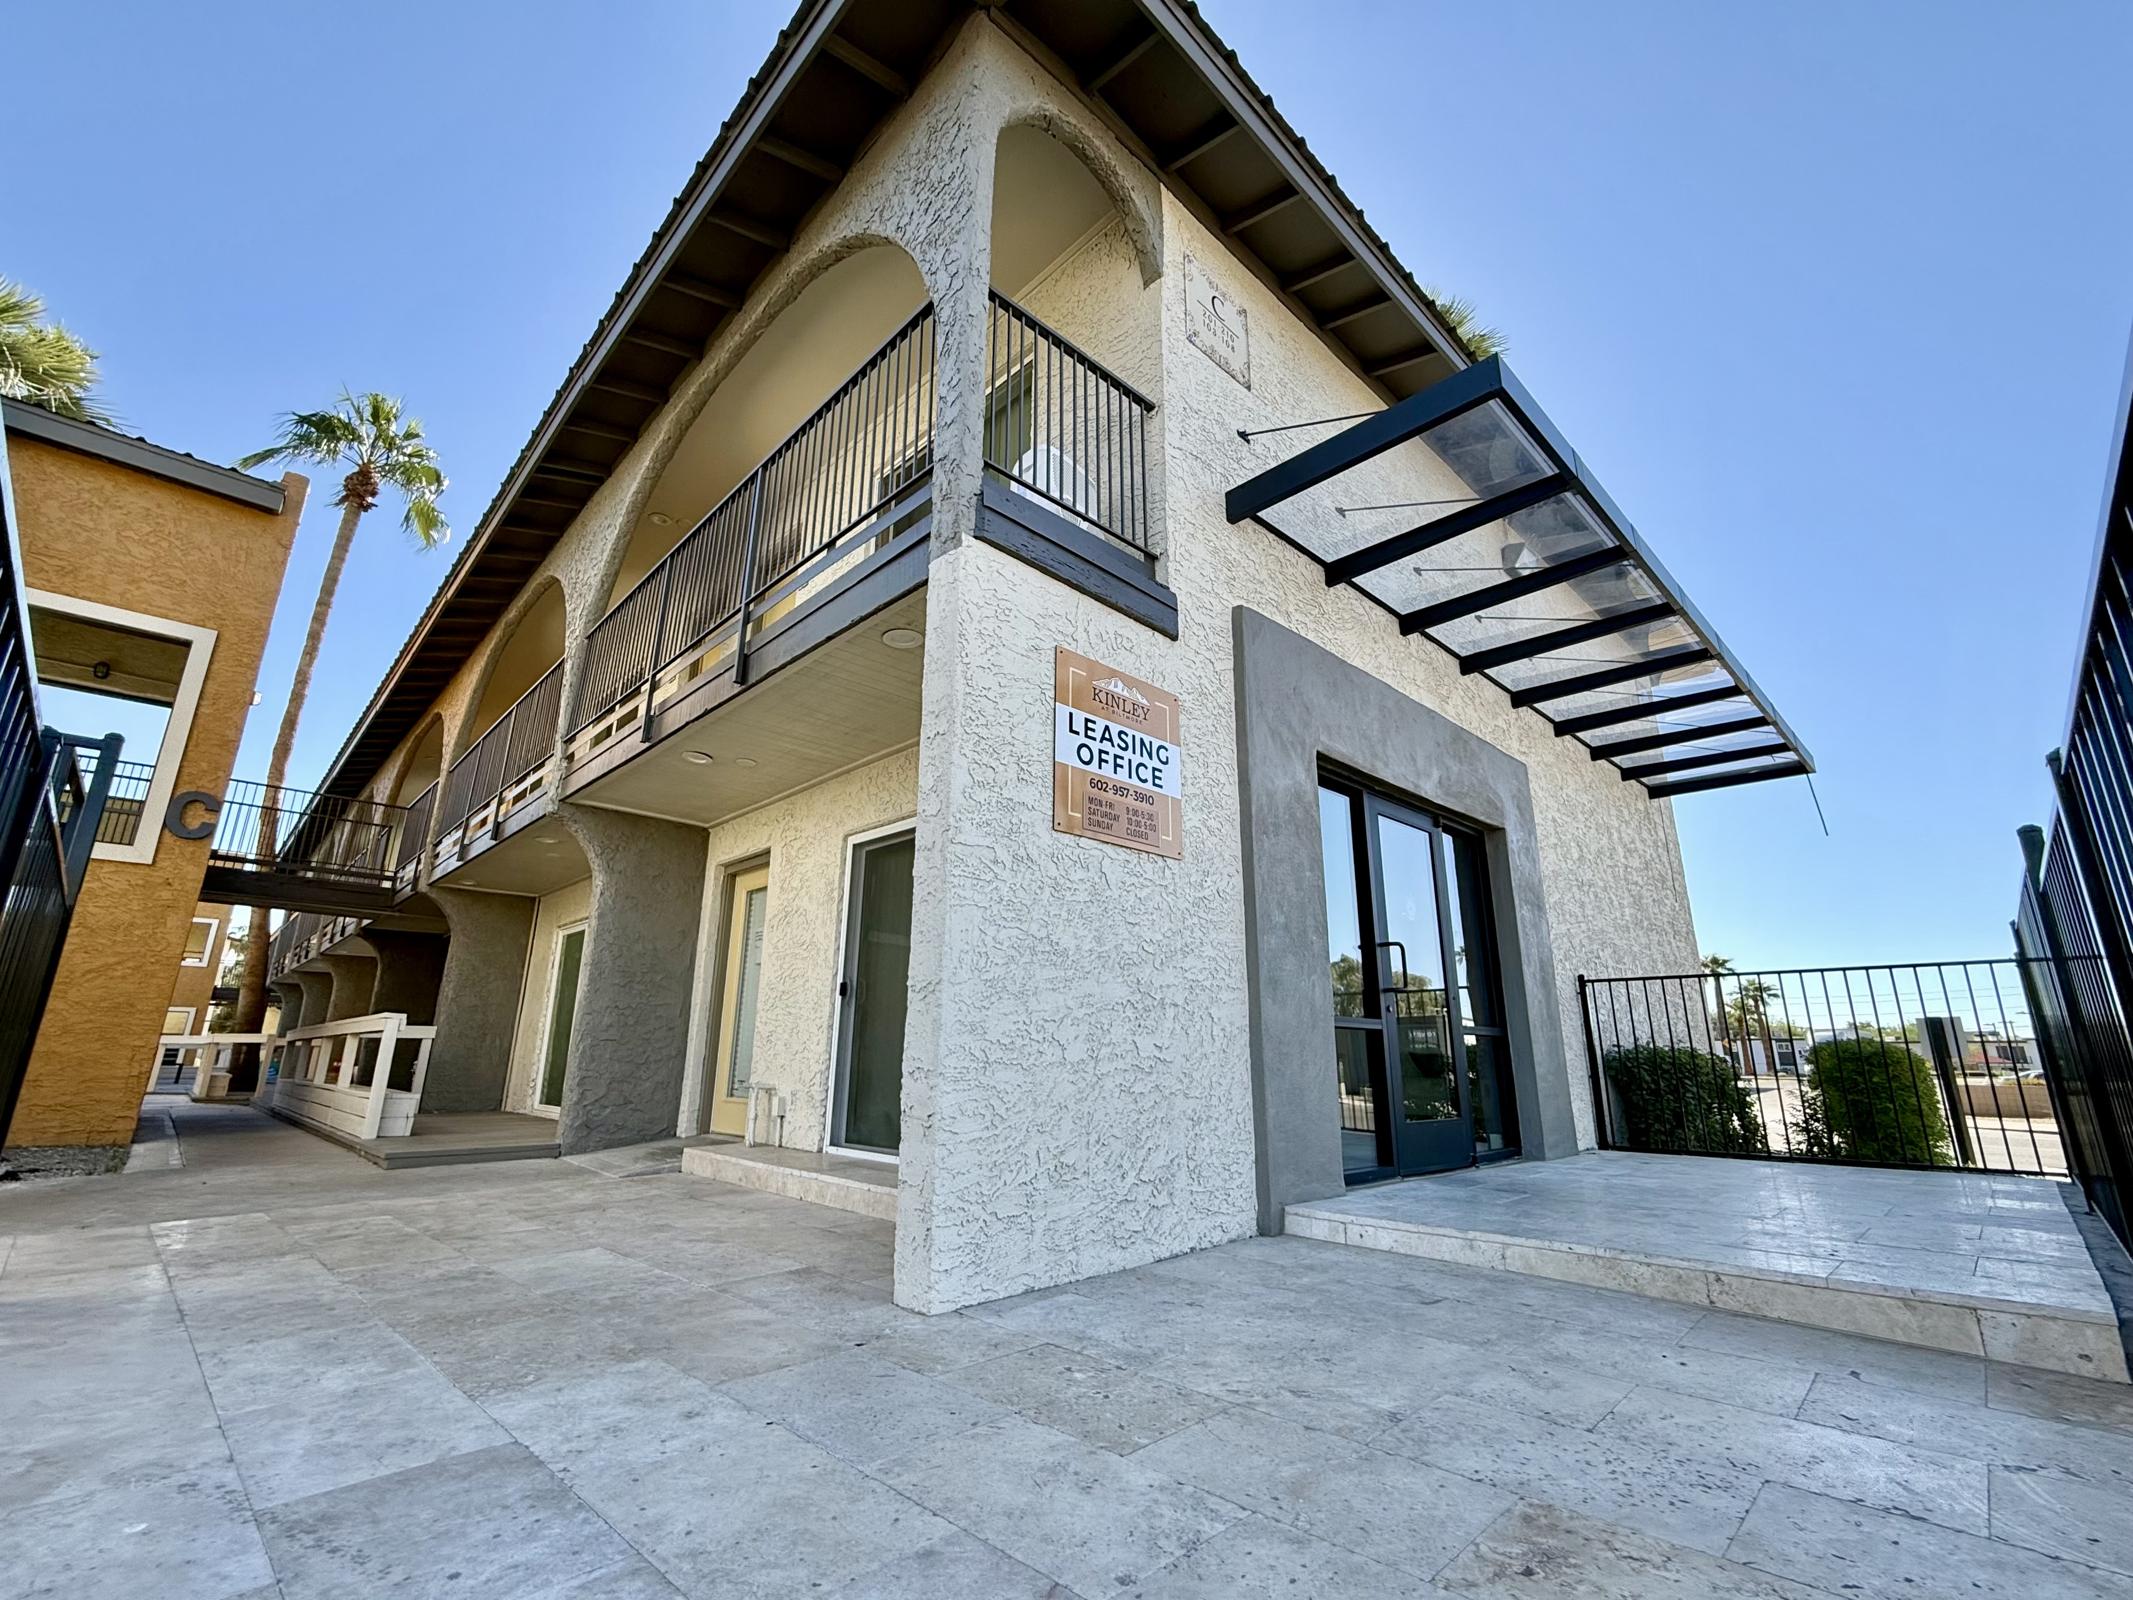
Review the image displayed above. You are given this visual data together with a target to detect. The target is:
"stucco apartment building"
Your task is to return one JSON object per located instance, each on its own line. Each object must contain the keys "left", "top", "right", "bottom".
{"left": 259, "top": 0, "right": 1807, "bottom": 1313}
{"left": 1, "top": 398, "right": 303, "bottom": 1150}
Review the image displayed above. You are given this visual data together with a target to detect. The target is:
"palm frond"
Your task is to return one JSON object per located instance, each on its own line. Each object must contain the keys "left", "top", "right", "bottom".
{"left": 242, "top": 389, "right": 450, "bottom": 545}
{"left": 235, "top": 406, "right": 366, "bottom": 471}
{"left": 1425, "top": 287, "right": 1506, "bottom": 361}
{"left": 0, "top": 276, "right": 114, "bottom": 425}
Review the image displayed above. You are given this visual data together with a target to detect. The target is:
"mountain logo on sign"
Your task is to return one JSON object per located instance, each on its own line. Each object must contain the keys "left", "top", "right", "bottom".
{"left": 1090, "top": 676, "right": 1151, "bottom": 721}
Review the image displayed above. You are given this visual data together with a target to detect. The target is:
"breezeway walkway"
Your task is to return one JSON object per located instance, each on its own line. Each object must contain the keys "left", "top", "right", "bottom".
{"left": 6, "top": 1100, "right": 2133, "bottom": 1598}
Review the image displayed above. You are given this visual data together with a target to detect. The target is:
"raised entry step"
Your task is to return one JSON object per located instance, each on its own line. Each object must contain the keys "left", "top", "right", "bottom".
{"left": 681, "top": 1142, "right": 896, "bottom": 1222}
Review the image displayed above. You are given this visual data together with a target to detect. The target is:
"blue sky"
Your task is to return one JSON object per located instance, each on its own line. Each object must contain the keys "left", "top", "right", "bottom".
{"left": 8, "top": 0, "right": 2130, "bottom": 969}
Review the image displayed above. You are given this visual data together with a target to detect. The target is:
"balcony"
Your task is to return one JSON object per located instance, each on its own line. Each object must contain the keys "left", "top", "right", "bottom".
{"left": 560, "top": 289, "right": 1158, "bottom": 813}
{"left": 565, "top": 303, "right": 940, "bottom": 783}
{"left": 430, "top": 659, "right": 564, "bottom": 875}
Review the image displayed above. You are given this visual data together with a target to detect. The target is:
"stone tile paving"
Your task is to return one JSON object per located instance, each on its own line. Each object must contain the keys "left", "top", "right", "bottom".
{"left": 4, "top": 1100, "right": 2132, "bottom": 1598}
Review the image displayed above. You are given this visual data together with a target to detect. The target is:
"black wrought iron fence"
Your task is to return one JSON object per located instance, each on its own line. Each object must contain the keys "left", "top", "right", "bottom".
{"left": 984, "top": 290, "right": 1154, "bottom": 555}
{"left": 1579, "top": 961, "right": 2066, "bottom": 1176}
{"left": 394, "top": 780, "right": 435, "bottom": 889}
{"left": 58, "top": 755, "right": 152, "bottom": 845}
{"left": 572, "top": 302, "right": 939, "bottom": 735}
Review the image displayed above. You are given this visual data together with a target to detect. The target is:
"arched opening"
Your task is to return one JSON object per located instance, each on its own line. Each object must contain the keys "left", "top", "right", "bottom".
{"left": 605, "top": 245, "right": 931, "bottom": 612}
{"left": 435, "top": 581, "right": 568, "bottom": 864}
{"left": 391, "top": 718, "right": 445, "bottom": 807}
{"left": 986, "top": 124, "right": 1162, "bottom": 559}
{"left": 569, "top": 241, "right": 936, "bottom": 752}
{"left": 465, "top": 582, "right": 567, "bottom": 749}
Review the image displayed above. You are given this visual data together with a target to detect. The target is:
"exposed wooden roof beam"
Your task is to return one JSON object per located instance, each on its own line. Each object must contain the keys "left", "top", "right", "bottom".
{"left": 660, "top": 271, "right": 740, "bottom": 308}
{"left": 560, "top": 417, "right": 638, "bottom": 445}
{"left": 821, "top": 34, "right": 908, "bottom": 97}
{"left": 623, "top": 328, "right": 704, "bottom": 361}
{"left": 1367, "top": 349, "right": 1444, "bottom": 380}
{"left": 1223, "top": 186, "right": 1304, "bottom": 235}
{"left": 755, "top": 134, "right": 844, "bottom": 183}
{"left": 705, "top": 211, "right": 791, "bottom": 252}
{"left": 1160, "top": 115, "right": 1241, "bottom": 172}
{"left": 1322, "top": 293, "right": 1393, "bottom": 331}
{"left": 589, "top": 375, "right": 670, "bottom": 405}
{"left": 531, "top": 456, "right": 611, "bottom": 483}
{"left": 1281, "top": 255, "right": 1356, "bottom": 295}
{"left": 1088, "top": 30, "right": 1161, "bottom": 92}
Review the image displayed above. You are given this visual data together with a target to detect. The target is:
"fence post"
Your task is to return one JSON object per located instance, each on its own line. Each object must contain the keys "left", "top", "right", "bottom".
{"left": 1577, "top": 974, "right": 1614, "bottom": 1150}
{"left": 639, "top": 561, "right": 676, "bottom": 744}
{"left": 732, "top": 470, "right": 766, "bottom": 690}
{"left": 361, "top": 1016, "right": 401, "bottom": 1140}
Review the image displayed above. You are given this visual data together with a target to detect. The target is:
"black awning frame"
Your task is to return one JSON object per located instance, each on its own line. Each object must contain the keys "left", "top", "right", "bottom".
{"left": 1226, "top": 355, "right": 1811, "bottom": 795}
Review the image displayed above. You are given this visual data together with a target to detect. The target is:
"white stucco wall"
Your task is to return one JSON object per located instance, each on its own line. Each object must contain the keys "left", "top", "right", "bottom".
{"left": 895, "top": 26, "right": 1699, "bottom": 1312}
{"left": 502, "top": 877, "right": 592, "bottom": 1115}
{"left": 674, "top": 748, "right": 920, "bottom": 1147}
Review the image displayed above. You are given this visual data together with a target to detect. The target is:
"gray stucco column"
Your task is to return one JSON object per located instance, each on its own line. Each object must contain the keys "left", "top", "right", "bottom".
{"left": 316, "top": 953, "right": 378, "bottom": 1022}
{"left": 1233, "top": 608, "right": 1574, "bottom": 1233}
{"left": 357, "top": 931, "right": 447, "bottom": 1025}
{"left": 268, "top": 983, "right": 304, "bottom": 1034}
{"left": 288, "top": 972, "right": 333, "bottom": 1030}
{"left": 424, "top": 888, "right": 536, "bottom": 1113}
{"left": 554, "top": 805, "right": 706, "bottom": 1154}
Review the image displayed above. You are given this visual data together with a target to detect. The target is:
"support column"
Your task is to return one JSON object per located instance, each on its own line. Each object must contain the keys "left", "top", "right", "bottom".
{"left": 424, "top": 888, "right": 535, "bottom": 1113}
{"left": 288, "top": 972, "right": 332, "bottom": 1029}
{"left": 267, "top": 983, "right": 304, "bottom": 1033}
{"left": 316, "top": 953, "right": 378, "bottom": 1022}
{"left": 553, "top": 806, "right": 705, "bottom": 1154}
{"left": 356, "top": 931, "right": 447, "bottom": 1024}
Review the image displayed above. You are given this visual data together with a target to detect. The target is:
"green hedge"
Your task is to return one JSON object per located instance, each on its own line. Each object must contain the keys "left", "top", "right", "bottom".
{"left": 1603, "top": 1043, "right": 1768, "bottom": 1155}
{"left": 1801, "top": 1038, "right": 1953, "bottom": 1166}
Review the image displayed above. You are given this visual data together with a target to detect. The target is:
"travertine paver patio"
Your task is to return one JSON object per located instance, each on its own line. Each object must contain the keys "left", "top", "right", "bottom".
{"left": 5, "top": 1100, "right": 2133, "bottom": 1599}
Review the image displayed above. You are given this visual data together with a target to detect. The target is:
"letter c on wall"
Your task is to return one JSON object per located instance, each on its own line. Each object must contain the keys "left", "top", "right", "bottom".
{"left": 165, "top": 790, "right": 220, "bottom": 840}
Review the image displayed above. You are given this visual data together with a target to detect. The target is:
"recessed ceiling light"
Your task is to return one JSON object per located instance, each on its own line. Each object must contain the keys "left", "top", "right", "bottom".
{"left": 683, "top": 750, "right": 714, "bottom": 765}
{"left": 648, "top": 511, "right": 675, "bottom": 527}
{"left": 535, "top": 835, "right": 559, "bottom": 844}
{"left": 733, "top": 756, "right": 758, "bottom": 768}
{"left": 880, "top": 626, "right": 923, "bottom": 651}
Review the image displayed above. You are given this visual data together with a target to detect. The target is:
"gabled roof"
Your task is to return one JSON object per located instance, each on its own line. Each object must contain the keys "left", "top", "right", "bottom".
{"left": 319, "top": 0, "right": 1483, "bottom": 795}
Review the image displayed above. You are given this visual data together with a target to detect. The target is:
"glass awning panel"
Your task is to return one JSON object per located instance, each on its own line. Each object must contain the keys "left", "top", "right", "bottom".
{"left": 1225, "top": 356, "right": 1810, "bottom": 795}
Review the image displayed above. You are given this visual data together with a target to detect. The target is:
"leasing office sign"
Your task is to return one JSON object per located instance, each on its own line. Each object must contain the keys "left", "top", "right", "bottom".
{"left": 1052, "top": 648, "right": 1181, "bottom": 859}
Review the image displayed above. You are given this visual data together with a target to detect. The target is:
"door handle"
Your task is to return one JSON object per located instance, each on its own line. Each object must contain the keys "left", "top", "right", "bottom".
{"left": 1375, "top": 939, "right": 1409, "bottom": 987}
{"left": 838, "top": 980, "right": 850, "bottom": 998}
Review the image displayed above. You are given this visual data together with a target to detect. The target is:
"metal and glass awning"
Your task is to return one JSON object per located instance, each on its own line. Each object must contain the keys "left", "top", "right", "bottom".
{"left": 1226, "top": 357, "right": 1811, "bottom": 798}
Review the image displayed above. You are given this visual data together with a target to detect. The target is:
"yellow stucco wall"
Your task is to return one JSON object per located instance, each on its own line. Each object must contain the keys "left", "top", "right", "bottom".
{"left": 165, "top": 901, "right": 229, "bottom": 1029}
{"left": 8, "top": 437, "right": 304, "bottom": 1146}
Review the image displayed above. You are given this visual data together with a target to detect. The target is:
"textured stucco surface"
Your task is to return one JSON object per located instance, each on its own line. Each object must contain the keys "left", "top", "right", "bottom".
{"left": 356, "top": 931, "right": 447, "bottom": 1025}
{"left": 9, "top": 439, "right": 303, "bottom": 1146}
{"left": 674, "top": 748, "right": 919, "bottom": 1145}
{"left": 315, "top": 953, "right": 378, "bottom": 1023}
{"left": 423, "top": 889, "right": 535, "bottom": 1114}
{"left": 502, "top": 876, "right": 592, "bottom": 1114}
{"left": 165, "top": 903, "right": 226, "bottom": 1027}
{"left": 552, "top": 807, "right": 706, "bottom": 1154}
{"left": 896, "top": 42, "right": 1697, "bottom": 1311}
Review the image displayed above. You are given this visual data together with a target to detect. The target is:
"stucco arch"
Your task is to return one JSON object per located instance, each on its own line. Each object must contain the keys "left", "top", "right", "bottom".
{"left": 575, "top": 234, "right": 940, "bottom": 628}
{"left": 447, "top": 575, "right": 569, "bottom": 768}
{"left": 992, "top": 107, "right": 1163, "bottom": 289}
{"left": 381, "top": 713, "right": 447, "bottom": 807}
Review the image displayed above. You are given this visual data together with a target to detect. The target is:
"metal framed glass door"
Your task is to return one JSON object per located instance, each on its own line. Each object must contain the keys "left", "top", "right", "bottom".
{"left": 832, "top": 829, "right": 914, "bottom": 1156}
{"left": 1319, "top": 777, "right": 1519, "bottom": 1180}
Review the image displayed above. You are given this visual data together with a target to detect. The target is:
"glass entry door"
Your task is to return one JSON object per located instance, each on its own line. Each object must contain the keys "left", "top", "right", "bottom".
{"left": 1319, "top": 780, "right": 1519, "bottom": 1180}
{"left": 832, "top": 831, "right": 914, "bottom": 1155}
{"left": 538, "top": 924, "right": 586, "bottom": 1112}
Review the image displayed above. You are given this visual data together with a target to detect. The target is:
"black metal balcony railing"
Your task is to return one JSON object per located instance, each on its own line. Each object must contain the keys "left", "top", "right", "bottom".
{"left": 210, "top": 780, "right": 403, "bottom": 888}
{"left": 572, "top": 303, "right": 940, "bottom": 735}
{"left": 394, "top": 779, "right": 435, "bottom": 890}
{"left": 983, "top": 291, "right": 1154, "bottom": 555}
{"left": 55, "top": 755, "right": 153, "bottom": 845}
{"left": 434, "top": 661, "right": 564, "bottom": 848}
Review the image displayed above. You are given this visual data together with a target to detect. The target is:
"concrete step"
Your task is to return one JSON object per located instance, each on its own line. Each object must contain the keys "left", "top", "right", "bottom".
{"left": 681, "top": 1142, "right": 897, "bottom": 1222}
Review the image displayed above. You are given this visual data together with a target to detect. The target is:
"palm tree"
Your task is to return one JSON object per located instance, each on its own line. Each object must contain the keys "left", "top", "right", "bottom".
{"left": 0, "top": 278, "right": 112, "bottom": 424}
{"left": 224, "top": 393, "right": 449, "bottom": 1062}
{"left": 1425, "top": 287, "right": 1505, "bottom": 361}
